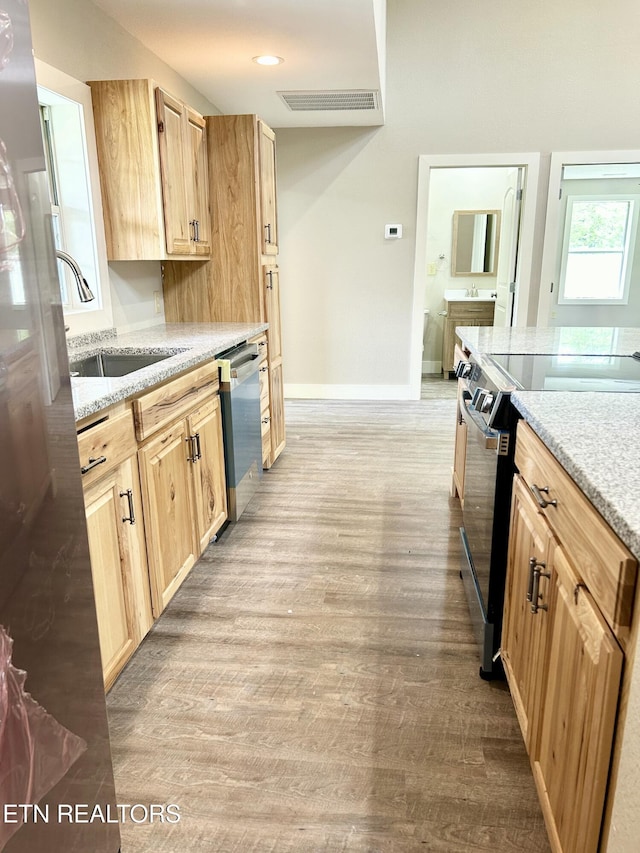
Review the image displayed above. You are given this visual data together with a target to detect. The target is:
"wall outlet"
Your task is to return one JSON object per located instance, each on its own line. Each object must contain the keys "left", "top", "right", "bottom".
{"left": 154, "top": 291, "right": 162, "bottom": 314}
{"left": 427, "top": 263, "right": 437, "bottom": 276}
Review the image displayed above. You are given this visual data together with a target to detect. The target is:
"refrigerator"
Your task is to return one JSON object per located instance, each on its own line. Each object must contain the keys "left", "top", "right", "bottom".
{"left": 0, "top": 1, "right": 120, "bottom": 850}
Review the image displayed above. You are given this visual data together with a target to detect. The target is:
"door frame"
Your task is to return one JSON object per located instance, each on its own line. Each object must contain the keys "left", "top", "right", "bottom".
{"left": 536, "top": 149, "right": 640, "bottom": 326}
{"left": 410, "top": 153, "right": 540, "bottom": 399}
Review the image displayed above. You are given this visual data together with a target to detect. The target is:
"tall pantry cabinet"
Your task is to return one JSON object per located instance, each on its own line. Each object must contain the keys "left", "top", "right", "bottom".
{"left": 163, "top": 114, "right": 285, "bottom": 469}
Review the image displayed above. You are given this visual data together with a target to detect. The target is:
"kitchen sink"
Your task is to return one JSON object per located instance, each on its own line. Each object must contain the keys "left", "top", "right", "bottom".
{"left": 69, "top": 352, "right": 174, "bottom": 378}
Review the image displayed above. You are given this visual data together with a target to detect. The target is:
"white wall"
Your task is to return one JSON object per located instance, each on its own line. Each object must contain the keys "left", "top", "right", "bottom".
{"left": 277, "top": 0, "right": 640, "bottom": 397}
{"left": 28, "top": 0, "right": 220, "bottom": 335}
{"left": 28, "top": 0, "right": 218, "bottom": 116}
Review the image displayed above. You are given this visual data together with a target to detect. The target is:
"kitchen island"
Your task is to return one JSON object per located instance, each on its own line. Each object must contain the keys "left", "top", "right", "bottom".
{"left": 456, "top": 324, "right": 640, "bottom": 853}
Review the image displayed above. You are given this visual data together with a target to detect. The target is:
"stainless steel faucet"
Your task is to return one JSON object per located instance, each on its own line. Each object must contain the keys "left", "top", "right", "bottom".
{"left": 55, "top": 249, "right": 95, "bottom": 303}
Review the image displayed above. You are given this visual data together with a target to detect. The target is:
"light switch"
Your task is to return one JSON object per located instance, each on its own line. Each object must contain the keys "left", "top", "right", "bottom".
{"left": 385, "top": 224, "right": 402, "bottom": 239}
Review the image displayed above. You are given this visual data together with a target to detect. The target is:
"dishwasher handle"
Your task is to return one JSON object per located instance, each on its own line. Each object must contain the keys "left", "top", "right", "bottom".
{"left": 218, "top": 343, "right": 264, "bottom": 387}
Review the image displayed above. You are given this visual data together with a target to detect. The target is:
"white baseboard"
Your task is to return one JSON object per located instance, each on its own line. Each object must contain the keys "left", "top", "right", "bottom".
{"left": 284, "top": 383, "right": 415, "bottom": 401}
{"left": 422, "top": 360, "right": 441, "bottom": 374}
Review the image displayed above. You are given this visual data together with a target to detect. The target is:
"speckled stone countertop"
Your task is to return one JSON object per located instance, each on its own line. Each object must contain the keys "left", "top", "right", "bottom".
{"left": 511, "top": 391, "right": 640, "bottom": 561}
{"left": 457, "top": 325, "right": 640, "bottom": 356}
{"left": 454, "top": 325, "right": 640, "bottom": 560}
{"left": 69, "top": 322, "right": 268, "bottom": 421}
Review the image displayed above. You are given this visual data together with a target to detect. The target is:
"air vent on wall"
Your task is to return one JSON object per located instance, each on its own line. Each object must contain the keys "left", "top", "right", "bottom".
{"left": 278, "top": 89, "right": 380, "bottom": 112}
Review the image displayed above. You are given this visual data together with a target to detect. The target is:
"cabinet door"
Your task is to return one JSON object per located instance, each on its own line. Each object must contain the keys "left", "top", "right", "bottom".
{"left": 84, "top": 456, "right": 152, "bottom": 690}
{"left": 268, "top": 360, "right": 286, "bottom": 465}
{"left": 187, "top": 396, "right": 227, "bottom": 554}
{"left": 533, "top": 546, "right": 622, "bottom": 853}
{"left": 258, "top": 120, "right": 278, "bottom": 255}
{"left": 264, "top": 265, "right": 282, "bottom": 361}
{"left": 186, "top": 107, "right": 211, "bottom": 256}
{"left": 451, "top": 383, "right": 467, "bottom": 502}
{"left": 138, "top": 419, "right": 198, "bottom": 616}
{"left": 502, "top": 475, "right": 554, "bottom": 752}
{"left": 156, "top": 88, "right": 191, "bottom": 255}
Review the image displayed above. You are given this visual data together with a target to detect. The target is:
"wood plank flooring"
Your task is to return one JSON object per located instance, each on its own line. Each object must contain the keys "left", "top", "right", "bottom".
{"left": 106, "top": 388, "right": 550, "bottom": 852}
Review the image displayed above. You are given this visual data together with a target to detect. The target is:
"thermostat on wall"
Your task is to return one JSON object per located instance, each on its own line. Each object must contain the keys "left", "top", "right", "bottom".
{"left": 385, "top": 224, "right": 403, "bottom": 239}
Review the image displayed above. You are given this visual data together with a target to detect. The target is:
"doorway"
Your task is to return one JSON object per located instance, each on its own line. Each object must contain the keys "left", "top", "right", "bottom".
{"left": 410, "top": 153, "right": 540, "bottom": 398}
{"left": 536, "top": 149, "right": 640, "bottom": 327}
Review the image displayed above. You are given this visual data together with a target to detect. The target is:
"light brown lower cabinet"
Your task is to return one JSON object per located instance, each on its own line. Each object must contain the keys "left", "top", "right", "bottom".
{"left": 533, "top": 546, "right": 622, "bottom": 853}
{"left": 78, "top": 361, "right": 227, "bottom": 688}
{"left": 187, "top": 396, "right": 227, "bottom": 554}
{"left": 503, "top": 421, "right": 635, "bottom": 853}
{"left": 441, "top": 300, "right": 494, "bottom": 375}
{"left": 451, "top": 379, "right": 468, "bottom": 504}
{"left": 502, "top": 476, "right": 554, "bottom": 754}
{"left": 138, "top": 418, "right": 199, "bottom": 617}
{"left": 268, "top": 360, "right": 286, "bottom": 465}
{"left": 83, "top": 452, "right": 153, "bottom": 691}
{"left": 137, "top": 380, "right": 227, "bottom": 617}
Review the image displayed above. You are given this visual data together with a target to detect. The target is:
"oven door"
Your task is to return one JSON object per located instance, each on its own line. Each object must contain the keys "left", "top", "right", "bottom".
{"left": 458, "top": 390, "right": 503, "bottom": 676}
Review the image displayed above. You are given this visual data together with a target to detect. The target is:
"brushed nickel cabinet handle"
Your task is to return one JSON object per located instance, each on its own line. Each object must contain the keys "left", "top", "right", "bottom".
{"left": 530, "top": 561, "right": 551, "bottom": 614}
{"left": 120, "top": 489, "right": 136, "bottom": 525}
{"left": 264, "top": 223, "right": 272, "bottom": 244}
{"left": 527, "top": 556, "right": 538, "bottom": 602}
{"left": 531, "top": 483, "right": 557, "bottom": 508}
{"left": 81, "top": 455, "right": 107, "bottom": 475}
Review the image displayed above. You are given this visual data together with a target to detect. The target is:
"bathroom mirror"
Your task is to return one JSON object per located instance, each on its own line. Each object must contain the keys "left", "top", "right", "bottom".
{"left": 451, "top": 209, "right": 501, "bottom": 276}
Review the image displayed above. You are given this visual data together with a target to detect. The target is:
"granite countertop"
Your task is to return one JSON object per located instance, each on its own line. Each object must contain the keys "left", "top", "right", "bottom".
{"left": 69, "top": 322, "right": 268, "bottom": 421}
{"left": 511, "top": 391, "right": 640, "bottom": 561}
{"left": 457, "top": 325, "right": 640, "bottom": 356}
{"left": 456, "top": 325, "right": 640, "bottom": 561}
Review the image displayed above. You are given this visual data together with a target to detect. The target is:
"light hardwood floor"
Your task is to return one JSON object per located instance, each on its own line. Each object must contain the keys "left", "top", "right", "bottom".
{"left": 107, "top": 389, "right": 550, "bottom": 852}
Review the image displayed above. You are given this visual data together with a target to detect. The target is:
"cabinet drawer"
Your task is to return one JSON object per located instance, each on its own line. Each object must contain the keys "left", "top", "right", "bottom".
{"left": 446, "top": 300, "right": 495, "bottom": 320}
{"left": 133, "top": 362, "right": 219, "bottom": 441}
{"left": 515, "top": 421, "right": 636, "bottom": 638}
{"left": 78, "top": 408, "right": 137, "bottom": 489}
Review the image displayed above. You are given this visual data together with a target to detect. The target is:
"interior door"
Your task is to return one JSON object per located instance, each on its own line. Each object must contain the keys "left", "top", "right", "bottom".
{"left": 536, "top": 150, "right": 640, "bottom": 326}
{"left": 494, "top": 167, "right": 523, "bottom": 327}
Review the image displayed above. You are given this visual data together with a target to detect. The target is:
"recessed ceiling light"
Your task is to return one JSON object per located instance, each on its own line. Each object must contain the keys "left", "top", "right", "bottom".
{"left": 252, "top": 55, "right": 284, "bottom": 66}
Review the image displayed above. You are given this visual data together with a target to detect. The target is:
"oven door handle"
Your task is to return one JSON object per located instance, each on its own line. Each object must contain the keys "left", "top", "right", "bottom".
{"left": 460, "top": 392, "right": 499, "bottom": 450}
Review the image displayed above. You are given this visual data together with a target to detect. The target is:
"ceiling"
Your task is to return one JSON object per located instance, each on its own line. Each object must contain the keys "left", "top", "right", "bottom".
{"left": 91, "top": 0, "right": 386, "bottom": 128}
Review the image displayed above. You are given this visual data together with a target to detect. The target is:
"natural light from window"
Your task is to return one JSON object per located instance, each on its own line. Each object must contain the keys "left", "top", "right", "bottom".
{"left": 559, "top": 195, "right": 638, "bottom": 304}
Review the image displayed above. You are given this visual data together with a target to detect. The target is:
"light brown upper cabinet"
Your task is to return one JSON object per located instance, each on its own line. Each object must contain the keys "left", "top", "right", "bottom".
{"left": 162, "top": 114, "right": 285, "bottom": 467}
{"left": 258, "top": 121, "right": 278, "bottom": 255}
{"left": 88, "top": 79, "right": 210, "bottom": 260}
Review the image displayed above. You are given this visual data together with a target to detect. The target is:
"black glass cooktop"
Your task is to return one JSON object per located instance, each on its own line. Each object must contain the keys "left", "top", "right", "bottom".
{"left": 489, "top": 353, "right": 640, "bottom": 392}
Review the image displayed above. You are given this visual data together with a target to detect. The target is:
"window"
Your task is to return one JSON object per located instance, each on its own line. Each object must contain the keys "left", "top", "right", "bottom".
{"left": 34, "top": 59, "right": 113, "bottom": 334}
{"left": 37, "top": 89, "right": 101, "bottom": 312}
{"left": 558, "top": 195, "right": 639, "bottom": 305}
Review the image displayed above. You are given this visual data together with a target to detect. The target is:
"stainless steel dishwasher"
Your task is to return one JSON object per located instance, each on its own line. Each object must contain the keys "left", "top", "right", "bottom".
{"left": 218, "top": 342, "right": 264, "bottom": 520}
